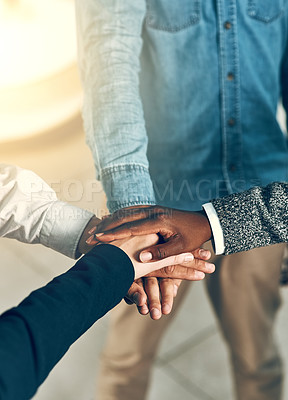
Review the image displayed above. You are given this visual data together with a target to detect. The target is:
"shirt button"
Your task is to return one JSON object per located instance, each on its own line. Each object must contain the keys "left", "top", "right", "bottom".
{"left": 224, "top": 21, "right": 232, "bottom": 30}
{"left": 227, "top": 72, "right": 234, "bottom": 81}
{"left": 228, "top": 118, "right": 236, "bottom": 126}
{"left": 229, "top": 164, "right": 237, "bottom": 172}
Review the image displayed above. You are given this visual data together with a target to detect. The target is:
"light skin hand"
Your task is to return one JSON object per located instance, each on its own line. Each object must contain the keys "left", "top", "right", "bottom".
{"left": 124, "top": 248, "right": 212, "bottom": 320}
{"left": 86, "top": 206, "right": 212, "bottom": 263}
{"left": 125, "top": 278, "right": 181, "bottom": 320}
{"left": 109, "top": 234, "right": 214, "bottom": 280}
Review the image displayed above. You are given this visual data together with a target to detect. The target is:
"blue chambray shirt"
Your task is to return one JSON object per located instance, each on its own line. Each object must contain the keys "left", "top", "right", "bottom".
{"left": 76, "top": 0, "right": 288, "bottom": 213}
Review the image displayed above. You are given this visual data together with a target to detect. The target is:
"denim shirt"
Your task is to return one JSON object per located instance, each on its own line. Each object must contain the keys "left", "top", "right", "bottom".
{"left": 76, "top": 0, "right": 288, "bottom": 212}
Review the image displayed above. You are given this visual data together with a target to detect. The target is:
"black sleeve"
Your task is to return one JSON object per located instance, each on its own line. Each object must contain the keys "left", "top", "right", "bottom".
{"left": 0, "top": 244, "right": 134, "bottom": 400}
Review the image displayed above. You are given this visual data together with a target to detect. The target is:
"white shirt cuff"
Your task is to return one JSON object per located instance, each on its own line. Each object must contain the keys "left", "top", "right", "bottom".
{"left": 202, "top": 202, "right": 225, "bottom": 255}
{"left": 40, "top": 201, "right": 94, "bottom": 259}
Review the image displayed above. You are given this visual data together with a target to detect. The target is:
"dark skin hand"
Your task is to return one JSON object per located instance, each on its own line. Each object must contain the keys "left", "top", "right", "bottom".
{"left": 124, "top": 247, "right": 212, "bottom": 320}
{"left": 77, "top": 215, "right": 102, "bottom": 255}
{"left": 86, "top": 206, "right": 212, "bottom": 262}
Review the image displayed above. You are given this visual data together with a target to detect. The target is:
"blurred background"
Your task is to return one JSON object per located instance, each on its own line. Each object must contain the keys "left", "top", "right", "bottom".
{"left": 0, "top": 1, "right": 288, "bottom": 399}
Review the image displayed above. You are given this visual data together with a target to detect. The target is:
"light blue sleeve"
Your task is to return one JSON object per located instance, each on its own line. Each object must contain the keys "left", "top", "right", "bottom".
{"left": 75, "top": 0, "right": 156, "bottom": 212}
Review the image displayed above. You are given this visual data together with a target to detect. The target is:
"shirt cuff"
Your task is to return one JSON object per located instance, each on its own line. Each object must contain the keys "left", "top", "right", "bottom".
{"left": 202, "top": 203, "right": 225, "bottom": 255}
{"left": 39, "top": 201, "right": 94, "bottom": 259}
{"left": 101, "top": 164, "right": 156, "bottom": 213}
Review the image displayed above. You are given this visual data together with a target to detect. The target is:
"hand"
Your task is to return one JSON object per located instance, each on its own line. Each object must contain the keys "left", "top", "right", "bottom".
{"left": 78, "top": 206, "right": 149, "bottom": 255}
{"left": 124, "top": 247, "right": 212, "bottom": 320}
{"left": 125, "top": 278, "right": 182, "bottom": 320}
{"left": 86, "top": 206, "right": 212, "bottom": 262}
{"left": 77, "top": 215, "right": 101, "bottom": 255}
{"left": 109, "top": 235, "right": 214, "bottom": 280}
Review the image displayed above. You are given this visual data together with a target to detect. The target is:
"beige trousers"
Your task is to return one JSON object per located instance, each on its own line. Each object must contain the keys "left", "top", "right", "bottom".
{"left": 97, "top": 243, "right": 285, "bottom": 400}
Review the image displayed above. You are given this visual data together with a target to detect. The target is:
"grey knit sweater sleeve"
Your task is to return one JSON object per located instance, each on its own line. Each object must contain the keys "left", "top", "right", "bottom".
{"left": 211, "top": 182, "right": 288, "bottom": 255}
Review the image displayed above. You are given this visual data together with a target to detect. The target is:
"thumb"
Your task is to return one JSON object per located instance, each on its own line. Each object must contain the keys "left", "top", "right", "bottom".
{"left": 125, "top": 281, "right": 147, "bottom": 306}
{"left": 139, "top": 236, "right": 185, "bottom": 262}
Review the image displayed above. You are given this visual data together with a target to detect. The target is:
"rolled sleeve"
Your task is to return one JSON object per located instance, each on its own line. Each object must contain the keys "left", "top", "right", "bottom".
{"left": 40, "top": 201, "right": 94, "bottom": 259}
{"left": 101, "top": 165, "right": 156, "bottom": 212}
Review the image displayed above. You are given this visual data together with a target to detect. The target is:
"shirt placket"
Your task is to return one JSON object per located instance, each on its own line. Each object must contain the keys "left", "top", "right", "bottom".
{"left": 217, "top": 0, "right": 244, "bottom": 194}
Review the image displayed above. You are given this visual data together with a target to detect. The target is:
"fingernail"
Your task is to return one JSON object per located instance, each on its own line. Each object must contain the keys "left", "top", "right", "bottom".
{"left": 184, "top": 253, "right": 194, "bottom": 263}
{"left": 132, "top": 293, "right": 140, "bottom": 305}
{"left": 205, "top": 263, "right": 215, "bottom": 272}
{"left": 141, "top": 305, "right": 149, "bottom": 314}
{"left": 95, "top": 233, "right": 104, "bottom": 238}
{"left": 88, "top": 227, "right": 96, "bottom": 235}
{"left": 140, "top": 252, "right": 153, "bottom": 262}
{"left": 162, "top": 304, "right": 171, "bottom": 314}
{"left": 195, "top": 271, "right": 205, "bottom": 279}
{"left": 151, "top": 308, "right": 161, "bottom": 319}
{"left": 199, "top": 249, "right": 210, "bottom": 258}
{"left": 86, "top": 236, "right": 94, "bottom": 244}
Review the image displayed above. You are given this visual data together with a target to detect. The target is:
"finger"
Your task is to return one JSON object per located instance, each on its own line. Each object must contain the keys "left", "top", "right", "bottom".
{"left": 134, "top": 251, "right": 195, "bottom": 279}
{"left": 173, "top": 279, "right": 182, "bottom": 297}
{"left": 144, "top": 277, "right": 162, "bottom": 320}
{"left": 193, "top": 248, "right": 211, "bottom": 260}
{"left": 159, "top": 278, "right": 174, "bottom": 315}
{"left": 135, "top": 279, "right": 150, "bottom": 315}
{"left": 86, "top": 235, "right": 101, "bottom": 245}
{"left": 191, "top": 258, "right": 215, "bottom": 274}
{"left": 136, "top": 252, "right": 194, "bottom": 277}
{"left": 94, "top": 217, "right": 166, "bottom": 242}
{"left": 149, "top": 252, "right": 194, "bottom": 269}
{"left": 139, "top": 235, "right": 186, "bottom": 262}
{"left": 88, "top": 226, "right": 97, "bottom": 235}
{"left": 145, "top": 265, "right": 206, "bottom": 280}
{"left": 95, "top": 207, "right": 163, "bottom": 233}
{"left": 87, "top": 215, "right": 111, "bottom": 235}
{"left": 125, "top": 280, "right": 147, "bottom": 307}
{"left": 145, "top": 258, "right": 215, "bottom": 280}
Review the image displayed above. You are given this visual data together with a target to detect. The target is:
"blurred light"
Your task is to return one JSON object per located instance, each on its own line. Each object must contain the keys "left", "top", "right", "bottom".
{"left": 0, "top": 0, "right": 82, "bottom": 142}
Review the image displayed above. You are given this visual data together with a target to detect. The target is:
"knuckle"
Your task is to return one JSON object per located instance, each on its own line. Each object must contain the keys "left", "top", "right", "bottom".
{"left": 126, "top": 289, "right": 134, "bottom": 297}
{"left": 157, "top": 247, "right": 166, "bottom": 259}
{"left": 187, "top": 267, "right": 196, "bottom": 277}
{"left": 193, "top": 258, "right": 201, "bottom": 267}
{"left": 160, "top": 278, "right": 173, "bottom": 285}
{"left": 113, "top": 211, "right": 123, "bottom": 222}
{"left": 145, "top": 277, "right": 158, "bottom": 286}
{"left": 172, "top": 255, "right": 179, "bottom": 265}
{"left": 117, "top": 213, "right": 125, "bottom": 223}
{"left": 157, "top": 267, "right": 167, "bottom": 277}
{"left": 188, "top": 269, "right": 197, "bottom": 278}
{"left": 165, "top": 265, "right": 175, "bottom": 274}
{"left": 175, "top": 235, "right": 185, "bottom": 250}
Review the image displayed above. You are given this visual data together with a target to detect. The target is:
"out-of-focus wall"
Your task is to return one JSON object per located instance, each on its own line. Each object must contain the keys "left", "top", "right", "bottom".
{"left": 0, "top": 0, "right": 107, "bottom": 217}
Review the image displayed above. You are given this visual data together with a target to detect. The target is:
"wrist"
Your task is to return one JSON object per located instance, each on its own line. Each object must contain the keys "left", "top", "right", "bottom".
{"left": 194, "top": 210, "right": 212, "bottom": 243}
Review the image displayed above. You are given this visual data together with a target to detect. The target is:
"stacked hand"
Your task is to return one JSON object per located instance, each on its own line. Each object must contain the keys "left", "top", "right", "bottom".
{"left": 79, "top": 209, "right": 214, "bottom": 319}
{"left": 86, "top": 206, "right": 212, "bottom": 261}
